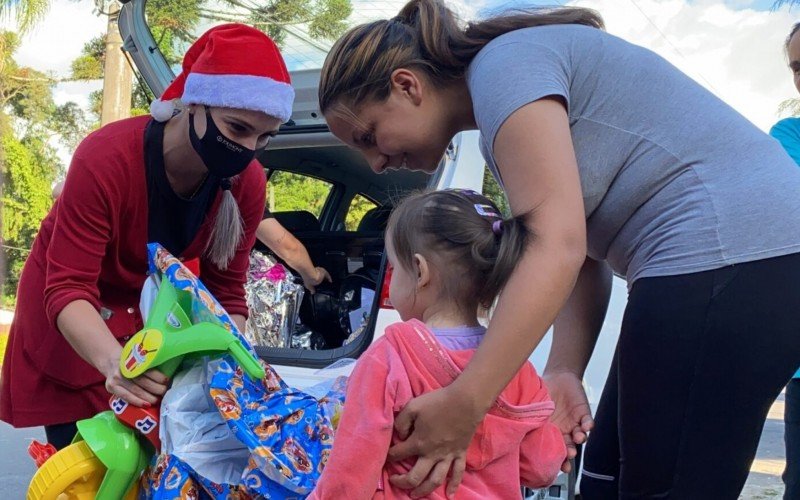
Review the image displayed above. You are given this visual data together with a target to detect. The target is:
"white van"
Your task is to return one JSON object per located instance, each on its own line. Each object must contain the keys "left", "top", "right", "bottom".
{"left": 118, "top": 2, "right": 625, "bottom": 497}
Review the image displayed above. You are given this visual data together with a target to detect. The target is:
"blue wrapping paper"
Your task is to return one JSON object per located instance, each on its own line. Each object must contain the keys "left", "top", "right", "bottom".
{"left": 140, "top": 245, "right": 345, "bottom": 499}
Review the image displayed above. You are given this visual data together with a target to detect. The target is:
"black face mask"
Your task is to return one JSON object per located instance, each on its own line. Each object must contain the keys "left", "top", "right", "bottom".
{"left": 189, "top": 106, "right": 255, "bottom": 180}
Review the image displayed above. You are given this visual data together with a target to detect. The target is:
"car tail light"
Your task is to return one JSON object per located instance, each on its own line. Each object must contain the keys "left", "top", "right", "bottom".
{"left": 380, "top": 263, "right": 394, "bottom": 309}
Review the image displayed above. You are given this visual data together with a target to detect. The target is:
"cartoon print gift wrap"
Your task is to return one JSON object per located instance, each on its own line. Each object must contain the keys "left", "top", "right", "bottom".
{"left": 143, "top": 244, "right": 346, "bottom": 499}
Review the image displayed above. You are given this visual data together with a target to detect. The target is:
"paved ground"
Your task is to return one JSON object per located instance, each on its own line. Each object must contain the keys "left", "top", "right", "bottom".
{"left": 741, "top": 391, "right": 786, "bottom": 499}
{"left": 0, "top": 393, "right": 788, "bottom": 499}
{"left": 1, "top": 422, "right": 44, "bottom": 499}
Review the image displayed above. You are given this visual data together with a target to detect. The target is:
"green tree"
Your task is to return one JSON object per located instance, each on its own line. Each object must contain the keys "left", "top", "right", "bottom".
{"left": 0, "top": 0, "right": 50, "bottom": 34}
{"left": 269, "top": 171, "right": 331, "bottom": 217}
{"left": 225, "top": 0, "right": 352, "bottom": 46}
{"left": 0, "top": 30, "right": 81, "bottom": 303}
{"left": 73, "top": 0, "right": 352, "bottom": 123}
{"left": 70, "top": 35, "right": 105, "bottom": 81}
{"left": 345, "top": 195, "right": 376, "bottom": 231}
{"left": 482, "top": 168, "right": 511, "bottom": 217}
{"left": 1, "top": 134, "right": 55, "bottom": 297}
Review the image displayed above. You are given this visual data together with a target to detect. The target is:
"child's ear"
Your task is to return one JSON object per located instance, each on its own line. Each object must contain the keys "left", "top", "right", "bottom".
{"left": 413, "top": 253, "right": 431, "bottom": 290}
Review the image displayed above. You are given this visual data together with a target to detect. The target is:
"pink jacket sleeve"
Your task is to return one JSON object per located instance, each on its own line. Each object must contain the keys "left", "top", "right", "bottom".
{"left": 310, "top": 339, "right": 398, "bottom": 499}
{"left": 519, "top": 420, "right": 567, "bottom": 489}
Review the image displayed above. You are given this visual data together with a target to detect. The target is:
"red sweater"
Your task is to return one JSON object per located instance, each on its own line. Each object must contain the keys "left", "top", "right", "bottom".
{"left": 0, "top": 116, "right": 265, "bottom": 427}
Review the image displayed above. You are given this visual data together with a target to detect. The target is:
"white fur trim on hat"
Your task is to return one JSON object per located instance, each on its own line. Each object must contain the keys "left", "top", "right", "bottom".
{"left": 182, "top": 73, "right": 295, "bottom": 123}
{"left": 150, "top": 98, "right": 177, "bottom": 122}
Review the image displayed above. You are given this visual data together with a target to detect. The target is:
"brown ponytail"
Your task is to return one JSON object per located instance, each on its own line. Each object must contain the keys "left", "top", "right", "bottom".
{"left": 319, "top": 0, "right": 603, "bottom": 113}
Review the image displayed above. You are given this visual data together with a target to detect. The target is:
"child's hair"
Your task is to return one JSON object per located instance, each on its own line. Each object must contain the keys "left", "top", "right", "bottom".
{"left": 386, "top": 189, "right": 531, "bottom": 310}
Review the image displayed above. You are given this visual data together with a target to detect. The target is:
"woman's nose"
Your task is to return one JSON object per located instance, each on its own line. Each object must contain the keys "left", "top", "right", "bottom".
{"left": 241, "top": 136, "right": 260, "bottom": 151}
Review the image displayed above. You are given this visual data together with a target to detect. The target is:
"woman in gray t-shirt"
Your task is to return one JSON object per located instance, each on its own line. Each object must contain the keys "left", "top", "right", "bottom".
{"left": 318, "top": 0, "right": 800, "bottom": 497}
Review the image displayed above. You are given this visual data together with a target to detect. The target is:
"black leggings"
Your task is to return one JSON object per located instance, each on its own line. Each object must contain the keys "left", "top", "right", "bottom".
{"left": 44, "top": 421, "right": 78, "bottom": 450}
{"left": 580, "top": 253, "right": 800, "bottom": 500}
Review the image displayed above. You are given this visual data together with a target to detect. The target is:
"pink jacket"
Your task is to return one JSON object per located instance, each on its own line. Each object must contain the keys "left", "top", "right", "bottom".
{"left": 310, "top": 319, "right": 566, "bottom": 499}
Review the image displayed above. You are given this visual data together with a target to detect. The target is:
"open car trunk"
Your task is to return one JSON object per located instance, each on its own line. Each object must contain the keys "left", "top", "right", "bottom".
{"left": 251, "top": 140, "right": 431, "bottom": 367}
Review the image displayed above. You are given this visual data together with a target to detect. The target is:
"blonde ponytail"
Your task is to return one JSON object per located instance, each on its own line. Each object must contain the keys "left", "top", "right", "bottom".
{"left": 206, "top": 180, "right": 244, "bottom": 270}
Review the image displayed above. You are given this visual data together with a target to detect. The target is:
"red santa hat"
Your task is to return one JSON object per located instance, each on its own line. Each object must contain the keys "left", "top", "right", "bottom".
{"left": 150, "top": 23, "right": 294, "bottom": 123}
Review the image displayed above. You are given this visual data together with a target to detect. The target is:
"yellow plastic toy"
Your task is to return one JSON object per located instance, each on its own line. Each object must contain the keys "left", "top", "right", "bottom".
{"left": 26, "top": 440, "right": 137, "bottom": 500}
{"left": 26, "top": 278, "right": 264, "bottom": 500}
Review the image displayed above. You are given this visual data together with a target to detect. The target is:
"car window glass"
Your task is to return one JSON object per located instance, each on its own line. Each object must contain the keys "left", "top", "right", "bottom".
{"left": 267, "top": 170, "right": 332, "bottom": 218}
{"left": 345, "top": 194, "right": 379, "bottom": 231}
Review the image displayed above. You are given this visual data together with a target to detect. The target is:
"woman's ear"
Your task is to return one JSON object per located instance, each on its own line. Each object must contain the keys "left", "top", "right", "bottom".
{"left": 390, "top": 68, "right": 423, "bottom": 106}
{"left": 413, "top": 253, "right": 431, "bottom": 290}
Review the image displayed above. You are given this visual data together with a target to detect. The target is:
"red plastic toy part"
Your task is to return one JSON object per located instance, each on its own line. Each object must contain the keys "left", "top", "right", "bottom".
{"left": 110, "top": 396, "right": 162, "bottom": 452}
{"left": 28, "top": 440, "right": 58, "bottom": 468}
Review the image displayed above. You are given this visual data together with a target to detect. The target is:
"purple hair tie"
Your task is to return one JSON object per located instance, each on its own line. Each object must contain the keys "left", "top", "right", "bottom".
{"left": 492, "top": 219, "right": 503, "bottom": 236}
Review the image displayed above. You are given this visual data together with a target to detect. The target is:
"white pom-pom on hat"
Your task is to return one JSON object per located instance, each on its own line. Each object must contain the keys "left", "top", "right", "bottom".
{"left": 149, "top": 98, "right": 177, "bottom": 122}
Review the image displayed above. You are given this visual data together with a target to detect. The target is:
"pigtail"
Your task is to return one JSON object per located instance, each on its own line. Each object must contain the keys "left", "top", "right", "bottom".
{"left": 206, "top": 179, "right": 244, "bottom": 270}
{"left": 480, "top": 213, "right": 532, "bottom": 306}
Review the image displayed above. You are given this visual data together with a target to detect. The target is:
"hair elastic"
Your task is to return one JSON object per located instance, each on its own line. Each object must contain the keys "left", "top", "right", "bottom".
{"left": 492, "top": 219, "right": 503, "bottom": 236}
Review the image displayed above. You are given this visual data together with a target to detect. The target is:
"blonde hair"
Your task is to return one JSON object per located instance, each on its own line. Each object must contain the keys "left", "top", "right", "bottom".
{"left": 206, "top": 177, "right": 243, "bottom": 270}
{"left": 319, "top": 0, "right": 603, "bottom": 112}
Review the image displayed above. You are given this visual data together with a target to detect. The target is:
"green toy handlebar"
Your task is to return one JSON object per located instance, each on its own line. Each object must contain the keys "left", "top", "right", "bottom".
{"left": 119, "top": 279, "right": 265, "bottom": 381}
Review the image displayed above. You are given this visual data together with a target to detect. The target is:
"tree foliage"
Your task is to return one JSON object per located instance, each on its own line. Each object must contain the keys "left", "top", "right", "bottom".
{"left": 1, "top": 133, "right": 57, "bottom": 298}
{"left": 269, "top": 170, "right": 331, "bottom": 217}
{"left": 232, "top": 0, "right": 352, "bottom": 45}
{"left": 0, "top": 29, "right": 79, "bottom": 302}
{"left": 70, "top": 35, "right": 105, "bottom": 80}
{"left": 482, "top": 167, "right": 511, "bottom": 218}
{"left": 73, "top": 0, "right": 352, "bottom": 123}
{"left": 345, "top": 194, "right": 376, "bottom": 231}
{"left": 0, "top": 0, "right": 50, "bottom": 34}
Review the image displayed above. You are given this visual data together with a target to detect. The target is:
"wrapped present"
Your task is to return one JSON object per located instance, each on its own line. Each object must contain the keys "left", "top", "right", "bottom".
{"left": 143, "top": 244, "right": 346, "bottom": 500}
{"left": 244, "top": 251, "right": 305, "bottom": 349}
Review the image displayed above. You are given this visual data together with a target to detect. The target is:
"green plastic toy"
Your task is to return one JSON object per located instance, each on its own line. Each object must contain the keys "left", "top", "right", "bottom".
{"left": 119, "top": 278, "right": 264, "bottom": 381}
{"left": 27, "top": 278, "right": 265, "bottom": 500}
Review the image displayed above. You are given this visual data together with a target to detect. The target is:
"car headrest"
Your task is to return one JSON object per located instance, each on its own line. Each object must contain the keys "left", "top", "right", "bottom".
{"left": 357, "top": 205, "right": 392, "bottom": 233}
{"left": 273, "top": 210, "right": 321, "bottom": 233}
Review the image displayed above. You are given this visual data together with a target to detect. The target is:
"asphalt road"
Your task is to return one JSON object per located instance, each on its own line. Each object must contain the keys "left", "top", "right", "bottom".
{"left": 1, "top": 422, "right": 44, "bottom": 499}
{"left": 0, "top": 395, "right": 788, "bottom": 499}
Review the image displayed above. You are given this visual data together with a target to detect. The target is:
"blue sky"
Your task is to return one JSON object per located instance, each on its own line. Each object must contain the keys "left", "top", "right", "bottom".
{"left": 717, "top": 0, "right": 779, "bottom": 10}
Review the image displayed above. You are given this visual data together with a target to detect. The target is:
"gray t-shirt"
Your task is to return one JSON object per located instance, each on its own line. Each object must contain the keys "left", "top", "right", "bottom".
{"left": 467, "top": 25, "right": 800, "bottom": 283}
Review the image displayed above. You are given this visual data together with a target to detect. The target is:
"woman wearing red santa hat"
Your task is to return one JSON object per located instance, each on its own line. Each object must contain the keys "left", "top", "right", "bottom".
{"left": 0, "top": 23, "right": 294, "bottom": 450}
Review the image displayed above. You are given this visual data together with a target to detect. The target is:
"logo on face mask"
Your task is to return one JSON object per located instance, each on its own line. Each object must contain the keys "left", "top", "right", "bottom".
{"left": 189, "top": 106, "right": 255, "bottom": 179}
{"left": 216, "top": 135, "right": 244, "bottom": 153}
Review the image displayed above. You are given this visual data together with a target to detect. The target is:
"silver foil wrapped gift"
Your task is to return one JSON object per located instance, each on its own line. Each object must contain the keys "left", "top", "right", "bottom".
{"left": 244, "top": 250, "right": 305, "bottom": 348}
